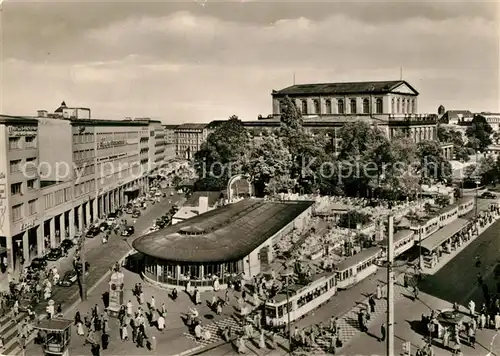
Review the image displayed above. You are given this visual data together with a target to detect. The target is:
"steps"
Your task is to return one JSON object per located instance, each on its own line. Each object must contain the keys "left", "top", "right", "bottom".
{"left": 0, "top": 311, "right": 28, "bottom": 356}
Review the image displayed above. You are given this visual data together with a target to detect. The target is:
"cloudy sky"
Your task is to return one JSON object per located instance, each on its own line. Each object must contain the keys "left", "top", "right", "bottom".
{"left": 1, "top": 0, "right": 498, "bottom": 123}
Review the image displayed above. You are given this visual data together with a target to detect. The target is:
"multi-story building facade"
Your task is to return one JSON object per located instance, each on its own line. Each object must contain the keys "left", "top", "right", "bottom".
{"left": 162, "top": 124, "right": 178, "bottom": 145}
{"left": 175, "top": 124, "right": 210, "bottom": 160}
{"left": 0, "top": 115, "right": 40, "bottom": 271}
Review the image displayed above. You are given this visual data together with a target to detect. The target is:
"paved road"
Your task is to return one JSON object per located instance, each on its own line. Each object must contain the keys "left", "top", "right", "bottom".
{"left": 420, "top": 217, "right": 500, "bottom": 307}
{"left": 33, "top": 190, "right": 184, "bottom": 316}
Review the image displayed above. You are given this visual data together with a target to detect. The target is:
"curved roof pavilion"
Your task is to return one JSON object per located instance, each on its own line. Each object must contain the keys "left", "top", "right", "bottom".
{"left": 132, "top": 199, "right": 314, "bottom": 263}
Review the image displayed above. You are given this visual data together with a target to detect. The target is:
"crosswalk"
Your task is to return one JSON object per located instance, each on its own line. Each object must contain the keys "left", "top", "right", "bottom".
{"left": 295, "top": 278, "right": 409, "bottom": 354}
{"left": 182, "top": 316, "right": 244, "bottom": 347}
{"left": 0, "top": 311, "right": 28, "bottom": 356}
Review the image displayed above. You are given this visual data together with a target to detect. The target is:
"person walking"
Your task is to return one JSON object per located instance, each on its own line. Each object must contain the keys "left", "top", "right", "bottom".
{"left": 376, "top": 284, "right": 382, "bottom": 300}
{"left": 369, "top": 295, "right": 376, "bottom": 313}
{"left": 379, "top": 323, "right": 386, "bottom": 342}
{"left": 468, "top": 300, "right": 476, "bottom": 317}
{"left": 150, "top": 296, "right": 155, "bottom": 310}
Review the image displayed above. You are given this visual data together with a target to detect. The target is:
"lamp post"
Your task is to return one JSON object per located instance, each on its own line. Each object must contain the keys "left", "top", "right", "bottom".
{"left": 281, "top": 269, "right": 294, "bottom": 355}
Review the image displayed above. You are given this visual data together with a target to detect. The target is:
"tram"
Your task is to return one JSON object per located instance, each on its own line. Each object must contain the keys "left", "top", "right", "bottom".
{"left": 335, "top": 247, "right": 382, "bottom": 290}
{"left": 264, "top": 273, "right": 336, "bottom": 326}
{"left": 392, "top": 229, "right": 415, "bottom": 257}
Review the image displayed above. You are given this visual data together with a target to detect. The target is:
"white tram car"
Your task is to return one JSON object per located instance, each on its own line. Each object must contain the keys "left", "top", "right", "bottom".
{"left": 335, "top": 247, "right": 382, "bottom": 290}
{"left": 264, "top": 273, "right": 337, "bottom": 326}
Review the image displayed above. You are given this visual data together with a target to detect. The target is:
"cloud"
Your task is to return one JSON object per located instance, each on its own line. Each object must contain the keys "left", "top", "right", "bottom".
{"left": 1, "top": 3, "right": 498, "bottom": 122}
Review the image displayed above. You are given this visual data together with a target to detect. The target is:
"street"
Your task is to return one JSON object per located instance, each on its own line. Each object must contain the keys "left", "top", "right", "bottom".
{"left": 2, "top": 190, "right": 185, "bottom": 355}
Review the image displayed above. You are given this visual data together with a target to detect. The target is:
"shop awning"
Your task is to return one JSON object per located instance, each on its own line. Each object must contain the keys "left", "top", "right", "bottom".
{"left": 419, "top": 218, "right": 469, "bottom": 252}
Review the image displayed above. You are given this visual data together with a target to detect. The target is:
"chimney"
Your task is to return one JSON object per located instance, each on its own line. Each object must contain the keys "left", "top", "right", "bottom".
{"left": 198, "top": 196, "right": 209, "bottom": 214}
{"left": 37, "top": 110, "right": 48, "bottom": 118}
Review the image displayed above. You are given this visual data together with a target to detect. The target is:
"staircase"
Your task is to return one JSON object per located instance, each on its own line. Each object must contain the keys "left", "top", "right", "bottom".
{"left": 0, "top": 312, "right": 27, "bottom": 355}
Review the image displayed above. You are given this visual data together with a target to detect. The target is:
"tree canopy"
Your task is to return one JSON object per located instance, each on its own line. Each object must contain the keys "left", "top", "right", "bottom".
{"left": 466, "top": 115, "right": 493, "bottom": 152}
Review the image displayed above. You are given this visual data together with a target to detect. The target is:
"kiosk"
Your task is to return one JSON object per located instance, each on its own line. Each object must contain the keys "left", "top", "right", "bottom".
{"left": 34, "top": 318, "right": 73, "bottom": 356}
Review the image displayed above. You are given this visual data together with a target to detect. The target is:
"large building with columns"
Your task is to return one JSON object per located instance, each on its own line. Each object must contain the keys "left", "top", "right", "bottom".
{"left": 244, "top": 80, "right": 441, "bottom": 154}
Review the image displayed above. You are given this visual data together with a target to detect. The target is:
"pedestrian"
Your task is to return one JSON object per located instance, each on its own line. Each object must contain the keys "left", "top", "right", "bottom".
{"left": 376, "top": 284, "right": 382, "bottom": 300}
{"left": 379, "top": 323, "right": 386, "bottom": 342}
{"left": 150, "top": 296, "right": 155, "bottom": 310}
{"left": 369, "top": 295, "right": 376, "bottom": 313}
{"left": 77, "top": 321, "right": 85, "bottom": 336}
{"left": 413, "top": 286, "right": 419, "bottom": 301}
{"left": 258, "top": 331, "right": 266, "bottom": 349}
{"left": 468, "top": 324, "right": 476, "bottom": 348}
{"left": 468, "top": 300, "right": 476, "bottom": 317}
{"left": 495, "top": 312, "right": 500, "bottom": 330}
{"left": 127, "top": 300, "right": 133, "bottom": 316}
{"left": 158, "top": 314, "right": 165, "bottom": 331}
{"left": 150, "top": 335, "right": 157, "bottom": 351}
{"left": 161, "top": 303, "right": 167, "bottom": 315}
{"left": 74, "top": 311, "right": 82, "bottom": 325}
{"left": 91, "top": 342, "right": 101, "bottom": 356}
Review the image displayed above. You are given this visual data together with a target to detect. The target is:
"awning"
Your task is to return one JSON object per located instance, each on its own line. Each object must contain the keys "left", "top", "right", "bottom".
{"left": 125, "top": 187, "right": 139, "bottom": 193}
{"left": 419, "top": 218, "right": 469, "bottom": 252}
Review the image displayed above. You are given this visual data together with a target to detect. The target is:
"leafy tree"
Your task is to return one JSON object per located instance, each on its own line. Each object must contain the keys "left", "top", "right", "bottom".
{"left": 463, "top": 164, "right": 477, "bottom": 180}
{"left": 337, "top": 211, "right": 372, "bottom": 229}
{"left": 193, "top": 115, "right": 250, "bottom": 190}
{"left": 434, "top": 194, "right": 450, "bottom": 208}
{"left": 438, "top": 126, "right": 470, "bottom": 162}
{"left": 416, "top": 140, "right": 452, "bottom": 183}
{"left": 171, "top": 175, "right": 182, "bottom": 188}
{"left": 478, "top": 154, "right": 497, "bottom": 184}
{"left": 245, "top": 135, "right": 293, "bottom": 196}
{"left": 466, "top": 115, "right": 493, "bottom": 152}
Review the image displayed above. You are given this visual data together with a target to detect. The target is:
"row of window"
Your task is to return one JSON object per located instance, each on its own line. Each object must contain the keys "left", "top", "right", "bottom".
{"left": 11, "top": 179, "right": 37, "bottom": 196}
{"left": 10, "top": 158, "right": 37, "bottom": 173}
{"left": 72, "top": 132, "right": 95, "bottom": 144}
{"left": 177, "top": 132, "right": 204, "bottom": 138}
{"left": 73, "top": 149, "right": 95, "bottom": 162}
{"left": 296, "top": 98, "right": 385, "bottom": 115}
{"left": 75, "top": 164, "right": 96, "bottom": 178}
{"left": 9, "top": 136, "right": 37, "bottom": 150}
{"left": 12, "top": 199, "right": 38, "bottom": 221}
{"left": 44, "top": 187, "right": 74, "bottom": 210}
{"left": 75, "top": 179, "right": 95, "bottom": 197}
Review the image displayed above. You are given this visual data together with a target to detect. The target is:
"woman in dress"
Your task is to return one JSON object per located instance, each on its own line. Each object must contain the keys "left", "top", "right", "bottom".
{"left": 77, "top": 321, "right": 85, "bottom": 336}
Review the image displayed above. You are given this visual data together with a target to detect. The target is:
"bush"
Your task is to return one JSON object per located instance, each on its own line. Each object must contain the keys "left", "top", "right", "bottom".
{"left": 338, "top": 211, "right": 372, "bottom": 228}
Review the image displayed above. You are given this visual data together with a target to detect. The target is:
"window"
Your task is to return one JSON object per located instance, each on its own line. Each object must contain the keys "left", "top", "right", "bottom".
{"left": 9, "top": 137, "right": 20, "bottom": 150}
{"left": 391, "top": 98, "right": 395, "bottom": 113}
{"left": 10, "top": 160, "right": 21, "bottom": 173}
{"left": 28, "top": 199, "right": 37, "bottom": 215}
{"left": 397, "top": 98, "right": 401, "bottom": 113}
{"left": 313, "top": 100, "right": 320, "bottom": 114}
{"left": 25, "top": 136, "right": 36, "bottom": 148}
{"left": 362, "top": 98, "right": 370, "bottom": 114}
{"left": 324, "top": 100, "right": 331, "bottom": 114}
{"left": 337, "top": 99, "right": 344, "bottom": 114}
{"left": 12, "top": 204, "right": 23, "bottom": 221}
{"left": 301, "top": 100, "right": 308, "bottom": 114}
{"left": 27, "top": 179, "right": 36, "bottom": 190}
{"left": 350, "top": 99, "right": 357, "bottom": 114}
{"left": 376, "top": 98, "right": 383, "bottom": 114}
{"left": 11, "top": 182, "right": 22, "bottom": 196}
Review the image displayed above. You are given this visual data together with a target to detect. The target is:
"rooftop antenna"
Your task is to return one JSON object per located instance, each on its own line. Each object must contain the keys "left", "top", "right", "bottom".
{"left": 400, "top": 66, "right": 403, "bottom": 80}
{"left": 293, "top": 72, "right": 296, "bottom": 85}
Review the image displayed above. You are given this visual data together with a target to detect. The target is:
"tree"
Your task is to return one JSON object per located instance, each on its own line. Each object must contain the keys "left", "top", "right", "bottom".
{"left": 466, "top": 115, "right": 493, "bottom": 152}
{"left": 245, "top": 135, "right": 293, "bottom": 196}
{"left": 437, "top": 126, "right": 470, "bottom": 162}
{"left": 478, "top": 154, "right": 497, "bottom": 184}
{"left": 172, "top": 175, "right": 182, "bottom": 188}
{"left": 434, "top": 194, "right": 450, "bottom": 208}
{"left": 416, "top": 140, "right": 452, "bottom": 183}
{"left": 464, "top": 164, "right": 477, "bottom": 180}
{"left": 193, "top": 115, "right": 250, "bottom": 190}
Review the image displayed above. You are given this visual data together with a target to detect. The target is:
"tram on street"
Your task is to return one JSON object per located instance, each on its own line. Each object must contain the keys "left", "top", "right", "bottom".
{"left": 392, "top": 229, "right": 416, "bottom": 257}
{"left": 335, "top": 247, "right": 382, "bottom": 290}
{"left": 264, "top": 272, "right": 336, "bottom": 326}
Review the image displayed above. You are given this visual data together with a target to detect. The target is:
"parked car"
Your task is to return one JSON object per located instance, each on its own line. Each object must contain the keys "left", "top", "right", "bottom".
{"left": 59, "top": 270, "right": 78, "bottom": 287}
{"left": 46, "top": 247, "right": 64, "bottom": 261}
{"left": 126, "top": 208, "right": 134, "bottom": 214}
{"left": 132, "top": 211, "right": 141, "bottom": 219}
{"left": 86, "top": 227, "right": 101, "bottom": 238}
{"left": 29, "top": 257, "right": 47, "bottom": 271}
{"left": 60, "top": 239, "right": 74, "bottom": 252}
{"left": 99, "top": 222, "right": 109, "bottom": 231}
{"left": 121, "top": 226, "right": 135, "bottom": 237}
{"left": 480, "top": 191, "right": 496, "bottom": 199}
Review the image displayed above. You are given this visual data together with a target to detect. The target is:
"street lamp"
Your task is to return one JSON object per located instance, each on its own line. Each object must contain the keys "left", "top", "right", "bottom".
{"left": 281, "top": 269, "right": 294, "bottom": 355}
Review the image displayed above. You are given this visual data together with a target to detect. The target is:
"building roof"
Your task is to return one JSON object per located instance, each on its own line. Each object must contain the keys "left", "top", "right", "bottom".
{"left": 162, "top": 124, "right": 180, "bottom": 129}
{"left": 335, "top": 247, "right": 382, "bottom": 271}
{"left": 54, "top": 101, "right": 67, "bottom": 113}
{"left": 419, "top": 218, "right": 469, "bottom": 252}
{"left": 0, "top": 115, "right": 39, "bottom": 125}
{"left": 440, "top": 110, "right": 474, "bottom": 123}
{"left": 132, "top": 199, "right": 314, "bottom": 263}
{"left": 35, "top": 318, "right": 73, "bottom": 331}
{"left": 69, "top": 119, "right": 148, "bottom": 127}
{"left": 272, "top": 80, "right": 418, "bottom": 96}
{"left": 175, "top": 123, "right": 209, "bottom": 130}
{"left": 185, "top": 191, "right": 223, "bottom": 207}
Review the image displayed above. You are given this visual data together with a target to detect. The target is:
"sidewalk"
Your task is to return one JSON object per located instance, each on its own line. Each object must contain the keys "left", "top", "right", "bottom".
{"left": 423, "top": 210, "right": 500, "bottom": 276}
